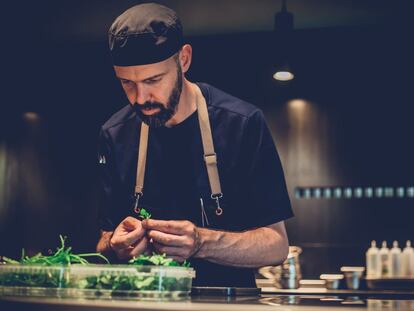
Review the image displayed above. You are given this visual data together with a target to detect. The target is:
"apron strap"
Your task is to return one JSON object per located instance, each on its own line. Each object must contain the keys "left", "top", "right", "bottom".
{"left": 193, "top": 85, "right": 223, "bottom": 200}
{"left": 134, "top": 121, "right": 148, "bottom": 212}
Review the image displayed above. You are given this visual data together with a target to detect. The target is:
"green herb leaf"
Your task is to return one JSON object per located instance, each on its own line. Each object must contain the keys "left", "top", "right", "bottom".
{"left": 129, "top": 253, "right": 191, "bottom": 267}
{"left": 1, "top": 235, "right": 110, "bottom": 266}
{"left": 138, "top": 208, "right": 151, "bottom": 220}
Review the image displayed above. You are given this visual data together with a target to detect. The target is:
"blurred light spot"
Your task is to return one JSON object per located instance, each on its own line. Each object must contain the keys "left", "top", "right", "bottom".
{"left": 323, "top": 188, "right": 332, "bottom": 198}
{"left": 273, "top": 71, "right": 294, "bottom": 81}
{"left": 384, "top": 187, "right": 394, "bottom": 198}
{"left": 334, "top": 187, "right": 342, "bottom": 198}
{"left": 23, "top": 112, "right": 40, "bottom": 122}
{"left": 396, "top": 187, "right": 405, "bottom": 198}
{"left": 354, "top": 187, "right": 363, "bottom": 198}
{"left": 288, "top": 99, "right": 307, "bottom": 110}
{"left": 294, "top": 188, "right": 301, "bottom": 199}
{"left": 313, "top": 187, "right": 321, "bottom": 198}
{"left": 375, "top": 187, "right": 384, "bottom": 198}
{"left": 344, "top": 187, "right": 353, "bottom": 198}
{"left": 365, "top": 187, "right": 373, "bottom": 198}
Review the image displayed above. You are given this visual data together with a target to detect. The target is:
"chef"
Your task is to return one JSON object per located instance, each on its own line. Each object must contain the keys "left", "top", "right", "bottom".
{"left": 96, "top": 3, "right": 293, "bottom": 287}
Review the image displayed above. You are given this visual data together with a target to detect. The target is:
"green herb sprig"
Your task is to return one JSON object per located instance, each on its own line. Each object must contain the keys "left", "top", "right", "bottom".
{"left": 1, "top": 235, "right": 109, "bottom": 266}
{"left": 129, "top": 253, "right": 190, "bottom": 268}
{"left": 138, "top": 207, "right": 151, "bottom": 220}
{"left": 134, "top": 209, "right": 191, "bottom": 268}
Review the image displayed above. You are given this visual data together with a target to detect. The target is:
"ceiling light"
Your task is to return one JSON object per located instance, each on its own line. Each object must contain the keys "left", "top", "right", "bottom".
{"left": 273, "top": 71, "right": 294, "bottom": 81}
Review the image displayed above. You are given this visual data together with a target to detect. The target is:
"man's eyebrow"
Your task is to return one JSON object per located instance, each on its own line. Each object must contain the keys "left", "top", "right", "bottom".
{"left": 142, "top": 72, "right": 167, "bottom": 81}
{"left": 116, "top": 72, "right": 167, "bottom": 82}
{"left": 116, "top": 76, "right": 130, "bottom": 81}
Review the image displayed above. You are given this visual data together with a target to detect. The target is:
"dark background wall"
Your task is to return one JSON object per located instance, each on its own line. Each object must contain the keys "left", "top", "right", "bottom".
{"left": 0, "top": 1, "right": 413, "bottom": 278}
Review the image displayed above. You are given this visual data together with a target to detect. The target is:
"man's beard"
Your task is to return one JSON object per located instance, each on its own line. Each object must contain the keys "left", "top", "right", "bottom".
{"left": 134, "top": 67, "right": 183, "bottom": 128}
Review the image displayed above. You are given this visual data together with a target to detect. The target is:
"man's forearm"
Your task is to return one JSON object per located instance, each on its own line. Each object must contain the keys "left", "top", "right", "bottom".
{"left": 194, "top": 223, "right": 289, "bottom": 268}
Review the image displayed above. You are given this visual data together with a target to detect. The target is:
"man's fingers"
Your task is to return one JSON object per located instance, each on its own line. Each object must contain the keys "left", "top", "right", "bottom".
{"left": 147, "top": 230, "right": 186, "bottom": 247}
{"left": 122, "top": 216, "right": 141, "bottom": 230}
{"left": 142, "top": 219, "right": 188, "bottom": 234}
{"left": 129, "top": 237, "right": 148, "bottom": 258}
{"left": 111, "top": 220, "right": 145, "bottom": 249}
{"left": 125, "top": 225, "right": 146, "bottom": 242}
{"left": 112, "top": 228, "right": 145, "bottom": 249}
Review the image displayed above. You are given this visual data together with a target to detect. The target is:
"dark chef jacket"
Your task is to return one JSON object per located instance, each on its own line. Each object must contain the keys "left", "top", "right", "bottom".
{"left": 97, "top": 82, "right": 294, "bottom": 287}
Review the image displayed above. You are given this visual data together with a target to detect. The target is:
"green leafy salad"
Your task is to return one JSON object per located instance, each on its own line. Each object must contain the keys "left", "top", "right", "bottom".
{"left": 0, "top": 212, "right": 193, "bottom": 293}
{"left": 2, "top": 235, "right": 109, "bottom": 266}
{"left": 0, "top": 236, "right": 109, "bottom": 288}
{"left": 75, "top": 253, "right": 191, "bottom": 292}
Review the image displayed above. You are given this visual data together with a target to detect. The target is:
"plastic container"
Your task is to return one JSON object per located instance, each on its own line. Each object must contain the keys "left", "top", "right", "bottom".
{"left": 402, "top": 241, "right": 414, "bottom": 277}
{"left": 0, "top": 263, "right": 195, "bottom": 299}
{"left": 0, "top": 264, "right": 69, "bottom": 288}
{"left": 389, "top": 241, "right": 402, "bottom": 277}
{"left": 366, "top": 240, "right": 380, "bottom": 278}
{"left": 68, "top": 264, "right": 195, "bottom": 298}
{"left": 0, "top": 264, "right": 69, "bottom": 297}
{"left": 379, "top": 241, "right": 390, "bottom": 277}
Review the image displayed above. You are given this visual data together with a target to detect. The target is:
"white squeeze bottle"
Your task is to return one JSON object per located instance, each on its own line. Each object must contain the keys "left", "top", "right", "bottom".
{"left": 402, "top": 241, "right": 414, "bottom": 277}
{"left": 366, "top": 240, "right": 380, "bottom": 277}
{"left": 379, "top": 241, "right": 390, "bottom": 277}
{"left": 389, "top": 241, "right": 402, "bottom": 277}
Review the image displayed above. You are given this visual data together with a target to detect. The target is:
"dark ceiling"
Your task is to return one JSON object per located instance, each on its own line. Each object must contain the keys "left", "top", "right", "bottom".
{"left": 39, "top": 0, "right": 410, "bottom": 41}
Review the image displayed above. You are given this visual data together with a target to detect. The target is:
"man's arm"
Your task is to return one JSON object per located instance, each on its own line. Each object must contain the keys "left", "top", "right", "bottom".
{"left": 197, "top": 221, "right": 289, "bottom": 268}
{"left": 143, "top": 219, "right": 289, "bottom": 268}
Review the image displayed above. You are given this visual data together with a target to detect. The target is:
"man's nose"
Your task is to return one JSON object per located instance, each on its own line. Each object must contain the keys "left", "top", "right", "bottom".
{"left": 135, "top": 84, "right": 150, "bottom": 105}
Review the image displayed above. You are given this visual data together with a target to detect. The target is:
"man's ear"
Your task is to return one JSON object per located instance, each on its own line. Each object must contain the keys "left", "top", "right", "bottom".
{"left": 179, "top": 44, "right": 192, "bottom": 73}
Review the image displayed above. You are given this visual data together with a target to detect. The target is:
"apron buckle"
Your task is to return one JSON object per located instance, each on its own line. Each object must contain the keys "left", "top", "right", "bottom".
{"left": 133, "top": 192, "right": 143, "bottom": 214}
{"left": 211, "top": 193, "right": 223, "bottom": 216}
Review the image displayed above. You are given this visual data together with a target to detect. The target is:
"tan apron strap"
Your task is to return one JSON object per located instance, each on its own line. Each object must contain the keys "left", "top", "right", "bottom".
{"left": 135, "top": 122, "right": 149, "bottom": 195}
{"left": 194, "top": 85, "right": 223, "bottom": 199}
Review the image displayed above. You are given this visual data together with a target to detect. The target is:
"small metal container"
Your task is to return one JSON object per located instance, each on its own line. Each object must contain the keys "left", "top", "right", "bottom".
{"left": 258, "top": 246, "right": 302, "bottom": 289}
{"left": 340, "top": 266, "right": 365, "bottom": 290}
{"left": 320, "top": 274, "right": 344, "bottom": 289}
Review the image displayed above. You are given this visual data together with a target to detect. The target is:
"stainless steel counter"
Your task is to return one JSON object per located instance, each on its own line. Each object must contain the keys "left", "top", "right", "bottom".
{"left": 262, "top": 286, "right": 414, "bottom": 299}
{"left": 1, "top": 294, "right": 414, "bottom": 311}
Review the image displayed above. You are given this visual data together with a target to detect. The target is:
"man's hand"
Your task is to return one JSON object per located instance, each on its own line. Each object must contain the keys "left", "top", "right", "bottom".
{"left": 142, "top": 219, "right": 201, "bottom": 262}
{"left": 110, "top": 216, "right": 148, "bottom": 260}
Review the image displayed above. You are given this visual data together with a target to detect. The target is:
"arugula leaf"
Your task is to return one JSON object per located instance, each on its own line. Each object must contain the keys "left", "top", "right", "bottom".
{"left": 2, "top": 235, "right": 109, "bottom": 266}
{"left": 1, "top": 256, "right": 20, "bottom": 264}
{"left": 129, "top": 253, "right": 191, "bottom": 267}
{"left": 138, "top": 207, "right": 151, "bottom": 220}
